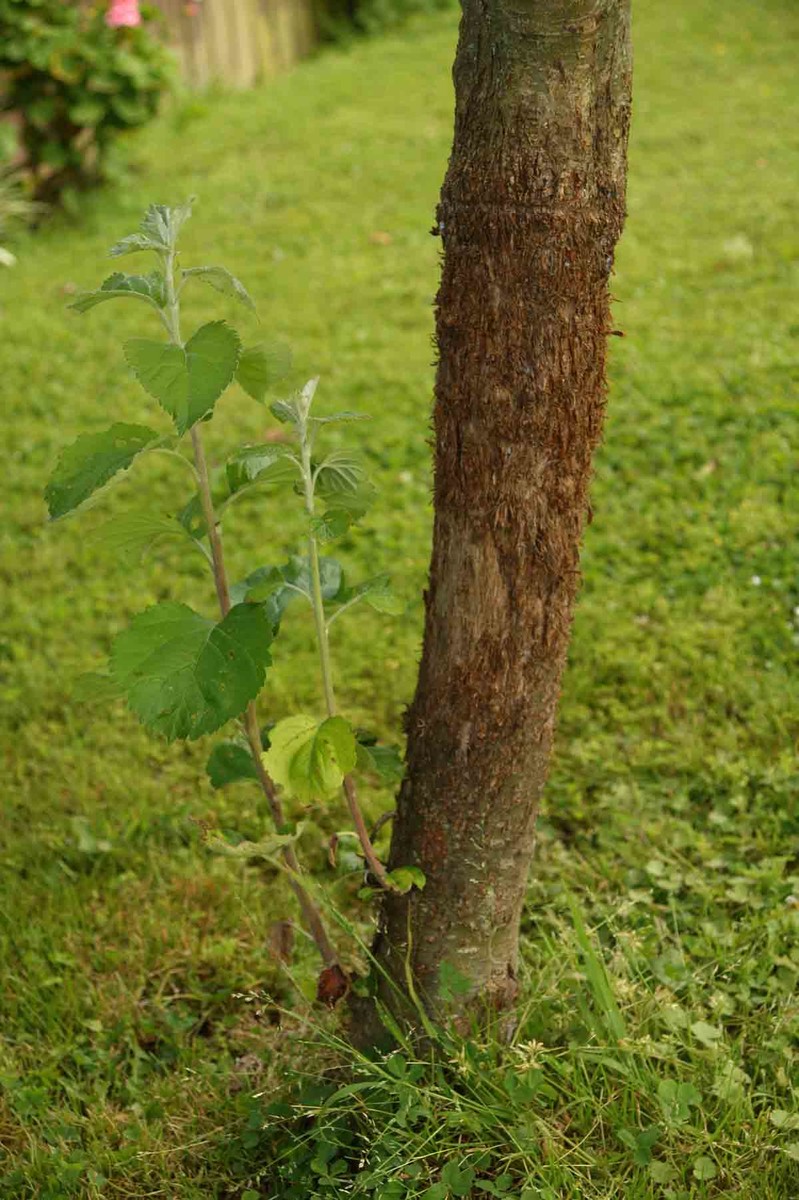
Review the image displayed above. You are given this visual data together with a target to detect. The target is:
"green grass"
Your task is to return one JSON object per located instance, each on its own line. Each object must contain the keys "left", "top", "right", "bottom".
{"left": 1, "top": 0, "right": 798, "bottom": 1195}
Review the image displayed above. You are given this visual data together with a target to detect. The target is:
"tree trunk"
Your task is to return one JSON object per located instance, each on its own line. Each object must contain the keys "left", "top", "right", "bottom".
{"left": 373, "top": 0, "right": 632, "bottom": 1022}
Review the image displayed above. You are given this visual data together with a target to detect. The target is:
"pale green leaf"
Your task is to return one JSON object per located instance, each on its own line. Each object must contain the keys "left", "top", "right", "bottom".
{"left": 770, "top": 1110, "right": 799, "bottom": 1131}
{"left": 108, "top": 232, "right": 164, "bottom": 258}
{"left": 387, "top": 866, "right": 426, "bottom": 894}
{"left": 237, "top": 341, "right": 293, "bottom": 402}
{"left": 262, "top": 714, "right": 357, "bottom": 801}
{"left": 225, "top": 445, "right": 298, "bottom": 496}
{"left": 182, "top": 265, "right": 256, "bottom": 313}
{"left": 92, "top": 511, "right": 193, "bottom": 562}
{"left": 690, "top": 1020, "right": 722, "bottom": 1046}
{"left": 45, "top": 423, "right": 161, "bottom": 519}
{"left": 310, "top": 510, "right": 352, "bottom": 543}
{"left": 207, "top": 823, "right": 305, "bottom": 862}
{"left": 125, "top": 320, "right": 240, "bottom": 434}
{"left": 270, "top": 398, "right": 301, "bottom": 424}
{"left": 70, "top": 270, "right": 166, "bottom": 313}
{"left": 648, "top": 1161, "right": 677, "bottom": 1184}
{"left": 312, "top": 410, "right": 370, "bottom": 426}
{"left": 692, "top": 1157, "right": 718, "bottom": 1181}
{"left": 111, "top": 600, "right": 273, "bottom": 741}
{"left": 339, "top": 574, "right": 403, "bottom": 616}
{"left": 314, "top": 450, "right": 366, "bottom": 496}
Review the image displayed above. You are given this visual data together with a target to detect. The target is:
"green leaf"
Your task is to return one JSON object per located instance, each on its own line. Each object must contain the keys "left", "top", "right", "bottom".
{"left": 207, "top": 824, "right": 304, "bottom": 862}
{"left": 441, "top": 1162, "right": 475, "bottom": 1197}
{"left": 648, "top": 1161, "right": 678, "bottom": 1184}
{"left": 232, "top": 341, "right": 293, "bottom": 402}
{"left": 314, "top": 450, "right": 366, "bottom": 496}
{"left": 91, "top": 511, "right": 193, "bottom": 562}
{"left": 387, "top": 866, "right": 426, "bottom": 894}
{"left": 108, "top": 232, "right": 164, "bottom": 258}
{"left": 125, "top": 321, "right": 240, "bottom": 434}
{"left": 770, "top": 1110, "right": 799, "bottom": 1131}
{"left": 225, "top": 445, "right": 298, "bottom": 496}
{"left": 70, "top": 270, "right": 166, "bottom": 314}
{"left": 111, "top": 601, "right": 273, "bottom": 741}
{"left": 231, "top": 555, "right": 343, "bottom": 617}
{"left": 692, "top": 1157, "right": 718, "bottom": 1181}
{"left": 206, "top": 740, "right": 259, "bottom": 789}
{"left": 313, "top": 410, "right": 370, "bottom": 426}
{"left": 690, "top": 1020, "right": 722, "bottom": 1046}
{"left": 310, "top": 510, "right": 352, "bottom": 543}
{"left": 45, "top": 423, "right": 161, "bottom": 519}
{"left": 337, "top": 574, "right": 404, "bottom": 616}
{"left": 355, "top": 738, "right": 404, "bottom": 784}
{"left": 182, "top": 266, "right": 256, "bottom": 313}
{"left": 270, "top": 397, "right": 301, "bottom": 425}
{"left": 262, "top": 715, "right": 357, "bottom": 801}
{"left": 110, "top": 201, "right": 194, "bottom": 257}
{"left": 657, "top": 1079, "right": 702, "bottom": 1124}
{"left": 109, "top": 201, "right": 191, "bottom": 257}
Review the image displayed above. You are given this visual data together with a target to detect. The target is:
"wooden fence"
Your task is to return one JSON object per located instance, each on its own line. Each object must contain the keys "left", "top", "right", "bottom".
{"left": 154, "top": 0, "right": 318, "bottom": 89}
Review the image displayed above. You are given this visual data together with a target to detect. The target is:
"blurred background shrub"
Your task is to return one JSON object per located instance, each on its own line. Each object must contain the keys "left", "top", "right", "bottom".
{"left": 316, "top": 0, "right": 454, "bottom": 39}
{"left": 0, "top": 0, "right": 173, "bottom": 205}
{"left": 0, "top": 164, "right": 41, "bottom": 264}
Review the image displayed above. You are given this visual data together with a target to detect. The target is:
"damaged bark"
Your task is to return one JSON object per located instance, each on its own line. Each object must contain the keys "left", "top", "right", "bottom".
{"left": 370, "top": 0, "right": 632, "bottom": 1025}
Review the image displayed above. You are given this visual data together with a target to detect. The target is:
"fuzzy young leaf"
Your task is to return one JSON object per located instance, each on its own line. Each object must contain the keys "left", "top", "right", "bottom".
{"left": 262, "top": 715, "right": 357, "bottom": 801}
{"left": 92, "top": 511, "right": 194, "bottom": 562}
{"left": 312, "top": 410, "right": 370, "bottom": 426}
{"left": 314, "top": 450, "right": 366, "bottom": 496}
{"left": 108, "top": 232, "right": 164, "bottom": 258}
{"left": 45, "top": 423, "right": 161, "bottom": 519}
{"left": 225, "top": 445, "right": 298, "bottom": 496}
{"left": 235, "top": 342, "right": 292, "bottom": 402}
{"left": 182, "top": 266, "right": 256, "bottom": 314}
{"left": 206, "top": 740, "right": 259, "bottom": 789}
{"left": 70, "top": 270, "right": 166, "bottom": 314}
{"left": 125, "top": 320, "right": 240, "bottom": 434}
{"left": 269, "top": 398, "right": 300, "bottom": 425}
{"left": 107, "top": 201, "right": 194, "bottom": 257}
{"left": 111, "top": 601, "right": 273, "bottom": 741}
{"left": 310, "top": 510, "right": 352, "bottom": 543}
{"left": 206, "top": 824, "right": 304, "bottom": 862}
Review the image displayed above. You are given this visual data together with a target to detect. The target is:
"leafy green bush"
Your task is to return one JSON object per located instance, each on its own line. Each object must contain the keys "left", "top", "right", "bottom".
{"left": 316, "top": 0, "right": 454, "bottom": 40}
{"left": 0, "top": 0, "right": 173, "bottom": 203}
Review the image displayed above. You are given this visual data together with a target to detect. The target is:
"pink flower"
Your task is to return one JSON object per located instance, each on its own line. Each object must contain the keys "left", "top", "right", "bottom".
{"left": 106, "top": 0, "right": 142, "bottom": 28}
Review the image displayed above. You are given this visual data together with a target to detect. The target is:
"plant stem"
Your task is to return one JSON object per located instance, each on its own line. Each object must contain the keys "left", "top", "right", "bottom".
{"left": 190, "top": 426, "right": 231, "bottom": 616}
{"left": 299, "top": 415, "right": 397, "bottom": 893}
{"left": 162, "top": 252, "right": 338, "bottom": 969}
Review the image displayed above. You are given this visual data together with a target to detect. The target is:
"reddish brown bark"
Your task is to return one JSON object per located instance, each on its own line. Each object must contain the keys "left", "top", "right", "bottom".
{"left": 370, "top": 0, "right": 632, "bottom": 1025}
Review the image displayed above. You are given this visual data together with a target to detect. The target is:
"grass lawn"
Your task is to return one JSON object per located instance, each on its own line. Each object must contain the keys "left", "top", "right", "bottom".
{"left": 1, "top": 0, "right": 798, "bottom": 1196}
